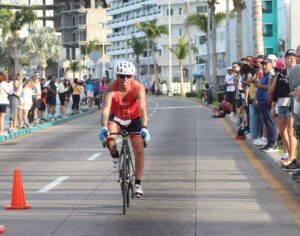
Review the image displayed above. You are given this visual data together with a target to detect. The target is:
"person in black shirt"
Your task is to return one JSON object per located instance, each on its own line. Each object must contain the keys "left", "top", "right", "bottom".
{"left": 46, "top": 75, "right": 57, "bottom": 120}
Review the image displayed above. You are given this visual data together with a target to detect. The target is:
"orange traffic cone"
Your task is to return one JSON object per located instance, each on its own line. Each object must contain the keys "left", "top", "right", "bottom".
{"left": 0, "top": 225, "right": 5, "bottom": 234}
{"left": 6, "top": 169, "right": 31, "bottom": 210}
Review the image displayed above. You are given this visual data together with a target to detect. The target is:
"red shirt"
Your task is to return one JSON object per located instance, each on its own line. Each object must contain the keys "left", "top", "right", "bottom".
{"left": 110, "top": 80, "right": 140, "bottom": 120}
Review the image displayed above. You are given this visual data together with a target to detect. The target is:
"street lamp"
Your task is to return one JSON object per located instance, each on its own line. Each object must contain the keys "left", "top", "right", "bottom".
{"left": 226, "top": 0, "right": 230, "bottom": 67}
{"left": 102, "top": 21, "right": 106, "bottom": 78}
{"left": 168, "top": 0, "right": 172, "bottom": 95}
{"left": 142, "top": 3, "right": 155, "bottom": 87}
{"left": 187, "top": 0, "right": 193, "bottom": 92}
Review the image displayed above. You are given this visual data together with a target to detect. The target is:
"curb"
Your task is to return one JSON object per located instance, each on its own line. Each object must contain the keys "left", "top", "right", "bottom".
{"left": 0, "top": 108, "right": 98, "bottom": 143}
{"left": 188, "top": 97, "right": 300, "bottom": 195}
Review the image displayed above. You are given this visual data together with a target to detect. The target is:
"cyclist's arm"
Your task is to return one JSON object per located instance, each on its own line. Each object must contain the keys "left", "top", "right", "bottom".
{"left": 101, "top": 86, "right": 113, "bottom": 127}
{"left": 136, "top": 83, "right": 148, "bottom": 127}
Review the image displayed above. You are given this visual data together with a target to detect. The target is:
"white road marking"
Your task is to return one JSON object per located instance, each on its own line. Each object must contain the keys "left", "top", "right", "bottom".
{"left": 38, "top": 176, "right": 69, "bottom": 193}
{"left": 148, "top": 106, "right": 203, "bottom": 110}
{"left": 87, "top": 153, "right": 102, "bottom": 161}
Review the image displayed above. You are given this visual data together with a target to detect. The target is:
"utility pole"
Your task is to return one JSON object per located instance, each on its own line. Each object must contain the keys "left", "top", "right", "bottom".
{"left": 226, "top": 0, "right": 230, "bottom": 67}
{"left": 168, "top": 0, "right": 172, "bottom": 95}
{"left": 187, "top": 0, "right": 193, "bottom": 92}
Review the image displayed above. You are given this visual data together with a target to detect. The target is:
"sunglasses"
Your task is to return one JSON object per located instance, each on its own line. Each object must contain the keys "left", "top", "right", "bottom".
{"left": 118, "top": 74, "right": 132, "bottom": 79}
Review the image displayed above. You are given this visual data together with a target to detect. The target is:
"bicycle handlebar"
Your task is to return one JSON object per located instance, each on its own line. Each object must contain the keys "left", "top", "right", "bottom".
{"left": 102, "top": 131, "right": 147, "bottom": 148}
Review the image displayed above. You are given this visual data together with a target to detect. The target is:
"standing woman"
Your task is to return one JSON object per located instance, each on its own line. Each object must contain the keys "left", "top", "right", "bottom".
{"left": 72, "top": 78, "right": 81, "bottom": 114}
{"left": 0, "top": 72, "right": 10, "bottom": 136}
{"left": 18, "top": 79, "right": 33, "bottom": 128}
{"left": 270, "top": 53, "right": 297, "bottom": 166}
{"left": 63, "top": 79, "right": 73, "bottom": 117}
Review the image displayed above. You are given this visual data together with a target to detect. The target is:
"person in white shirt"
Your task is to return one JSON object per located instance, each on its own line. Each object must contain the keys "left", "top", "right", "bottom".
{"left": 58, "top": 78, "right": 68, "bottom": 118}
{"left": 224, "top": 67, "right": 236, "bottom": 115}
{"left": 18, "top": 79, "right": 33, "bottom": 128}
{"left": 0, "top": 72, "right": 10, "bottom": 136}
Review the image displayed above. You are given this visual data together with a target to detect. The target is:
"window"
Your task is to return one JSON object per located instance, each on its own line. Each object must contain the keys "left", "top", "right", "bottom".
{"left": 179, "top": 29, "right": 183, "bottom": 36}
{"left": 72, "top": 32, "right": 76, "bottom": 42}
{"left": 167, "top": 9, "right": 174, "bottom": 16}
{"left": 262, "top": 1, "right": 272, "bottom": 13}
{"left": 80, "top": 30, "right": 87, "bottom": 41}
{"left": 199, "top": 36, "right": 206, "bottom": 45}
{"left": 264, "top": 47, "right": 273, "bottom": 55}
{"left": 66, "top": 48, "right": 70, "bottom": 60}
{"left": 263, "top": 24, "right": 273, "bottom": 37}
{"left": 179, "top": 8, "right": 183, "bottom": 15}
{"left": 72, "top": 16, "right": 76, "bottom": 26}
{"left": 71, "top": 47, "right": 76, "bottom": 60}
{"left": 79, "top": 15, "right": 86, "bottom": 25}
{"left": 197, "top": 6, "right": 207, "bottom": 14}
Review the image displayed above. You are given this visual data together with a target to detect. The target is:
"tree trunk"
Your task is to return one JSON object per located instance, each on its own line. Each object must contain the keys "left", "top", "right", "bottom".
{"left": 211, "top": 9, "right": 218, "bottom": 97}
{"left": 253, "top": 0, "right": 264, "bottom": 56}
{"left": 236, "top": 10, "right": 243, "bottom": 59}
{"left": 152, "top": 47, "right": 159, "bottom": 91}
{"left": 180, "top": 61, "right": 184, "bottom": 97}
{"left": 206, "top": 32, "right": 209, "bottom": 81}
{"left": 12, "top": 34, "right": 19, "bottom": 76}
{"left": 136, "top": 57, "right": 140, "bottom": 81}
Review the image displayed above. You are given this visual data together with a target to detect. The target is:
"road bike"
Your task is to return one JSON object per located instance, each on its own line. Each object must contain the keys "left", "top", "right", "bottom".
{"left": 104, "top": 130, "right": 145, "bottom": 215}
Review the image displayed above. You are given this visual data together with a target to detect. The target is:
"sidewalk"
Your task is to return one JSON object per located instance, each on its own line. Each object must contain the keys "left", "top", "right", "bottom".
{"left": 1, "top": 104, "right": 99, "bottom": 143}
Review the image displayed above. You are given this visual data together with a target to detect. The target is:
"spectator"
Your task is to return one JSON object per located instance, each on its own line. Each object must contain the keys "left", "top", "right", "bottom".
{"left": 29, "top": 72, "right": 41, "bottom": 125}
{"left": 9, "top": 73, "right": 22, "bottom": 130}
{"left": 269, "top": 54, "right": 296, "bottom": 166}
{"left": 18, "top": 79, "right": 33, "bottom": 128}
{"left": 232, "top": 62, "right": 243, "bottom": 125}
{"left": 63, "top": 79, "right": 73, "bottom": 117}
{"left": 38, "top": 78, "right": 47, "bottom": 123}
{"left": 85, "top": 74, "right": 94, "bottom": 107}
{"left": 58, "top": 78, "right": 67, "bottom": 118}
{"left": 0, "top": 72, "right": 10, "bottom": 136}
{"left": 46, "top": 75, "right": 58, "bottom": 121}
{"left": 72, "top": 78, "right": 81, "bottom": 114}
{"left": 284, "top": 48, "right": 300, "bottom": 171}
{"left": 255, "top": 58, "right": 278, "bottom": 152}
{"left": 224, "top": 67, "right": 236, "bottom": 117}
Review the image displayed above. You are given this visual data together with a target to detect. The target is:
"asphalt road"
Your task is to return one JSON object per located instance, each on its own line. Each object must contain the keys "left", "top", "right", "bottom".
{"left": 0, "top": 96, "right": 299, "bottom": 236}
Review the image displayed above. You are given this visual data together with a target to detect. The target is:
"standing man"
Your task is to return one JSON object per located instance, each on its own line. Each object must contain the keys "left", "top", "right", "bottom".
{"left": 99, "top": 61, "right": 151, "bottom": 198}
{"left": 224, "top": 66, "right": 236, "bottom": 117}
{"left": 85, "top": 74, "right": 94, "bottom": 107}
{"left": 46, "top": 75, "right": 57, "bottom": 121}
{"left": 255, "top": 58, "right": 278, "bottom": 152}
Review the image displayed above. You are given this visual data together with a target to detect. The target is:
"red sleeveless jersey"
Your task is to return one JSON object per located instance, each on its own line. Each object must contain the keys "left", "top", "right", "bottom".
{"left": 110, "top": 80, "right": 140, "bottom": 120}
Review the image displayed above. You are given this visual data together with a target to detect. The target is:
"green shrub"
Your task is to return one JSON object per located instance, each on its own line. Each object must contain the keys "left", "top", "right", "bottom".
{"left": 185, "top": 91, "right": 199, "bottom": 97}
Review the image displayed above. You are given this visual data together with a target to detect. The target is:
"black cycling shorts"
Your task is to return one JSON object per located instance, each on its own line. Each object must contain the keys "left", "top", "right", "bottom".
{"left": 109, "top": 114, "right": 142, "bottom": 133}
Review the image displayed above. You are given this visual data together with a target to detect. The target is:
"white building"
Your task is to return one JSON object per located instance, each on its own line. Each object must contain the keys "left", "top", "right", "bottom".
{"left": 285, "top": 0, "right": 300, "bottom": 50}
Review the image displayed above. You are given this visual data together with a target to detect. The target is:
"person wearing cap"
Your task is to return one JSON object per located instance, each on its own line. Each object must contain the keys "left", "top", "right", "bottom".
{"left": 99, "top": 60, "right": 150, "bottom": 197}
{"left": 224, "top": 66, "right": 235, "bottom": 116}
{"left": 255, "top": 58, "right": 278, "bottom": 152}
{"left": 282, "top": 49, "right": 300, "bottom": 172}
{"left": 269, "top": 53, "right": 297, "bottom": 166}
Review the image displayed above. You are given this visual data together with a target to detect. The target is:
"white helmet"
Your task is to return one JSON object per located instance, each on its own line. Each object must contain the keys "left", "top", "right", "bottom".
{"left": 115, "top": 60, "right": 136, "bottom": 75}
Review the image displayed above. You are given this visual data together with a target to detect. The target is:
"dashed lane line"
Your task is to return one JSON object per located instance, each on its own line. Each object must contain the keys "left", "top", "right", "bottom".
{"left": 86, "top": 153, "right": 102, "bottom": 161}
{"left": 38, "top": 176, "right": 69, "bottom": 193}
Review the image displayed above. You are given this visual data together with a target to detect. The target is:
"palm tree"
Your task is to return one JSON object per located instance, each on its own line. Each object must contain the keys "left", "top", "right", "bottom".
{"left": 128, "top": 36, "right": 147, "bottom": 81}
{"left": 169, "top": 36, "right": 198, "bottom": 97}
{"left": 81, "top": 40, "right": 102, "bottom": 76}
{"left": 232, "top": 0, "right": 246, "bottom": 59}
{"left": 65, "top": 60, "right": 82, "bottom": 79}
{"left": 0, "top": 7, "right": 37, "bottom": 76}
{"left": 253, "top": 0, "right": 264, "bottom": 56}
{"left": 185, "top": 12, "right": 226, "bottom": 95}
{"left": 135, "top": 19, "right": 168, "bottom": 83}
{"left": 25, "top": 27, "right": 61, "bottom": 78}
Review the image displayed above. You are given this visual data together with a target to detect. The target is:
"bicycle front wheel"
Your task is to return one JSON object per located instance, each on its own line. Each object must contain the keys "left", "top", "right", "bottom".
{"left": 121, "top": 153, "right": 128, "bottom": 215}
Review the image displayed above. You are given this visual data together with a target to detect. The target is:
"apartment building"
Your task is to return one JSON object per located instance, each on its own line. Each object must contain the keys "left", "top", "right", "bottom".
{"left": 54, "top": 0, "right": 111, "bottom": 78}
{"left": 285, "top": 0, "right": 300, "bottom": 50}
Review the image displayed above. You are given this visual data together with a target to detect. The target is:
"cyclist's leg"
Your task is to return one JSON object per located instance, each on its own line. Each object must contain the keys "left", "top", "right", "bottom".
{"left": 130, "top": 136, "right": 145, "bottom": 181}
{"left": 107, "top": 121, "right": 120, "bottom": 156}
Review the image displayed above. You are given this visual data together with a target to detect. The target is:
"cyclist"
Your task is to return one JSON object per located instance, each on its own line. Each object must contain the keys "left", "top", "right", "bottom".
{"left": 99, "top": 60, "right": 151, "bottom": 197}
